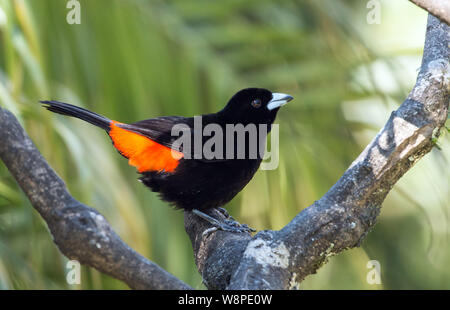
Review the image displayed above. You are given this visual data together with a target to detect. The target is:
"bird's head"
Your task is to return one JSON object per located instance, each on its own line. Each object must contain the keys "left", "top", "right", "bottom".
{"left": 219, "top": 88, "right": 293, "bottom": 125}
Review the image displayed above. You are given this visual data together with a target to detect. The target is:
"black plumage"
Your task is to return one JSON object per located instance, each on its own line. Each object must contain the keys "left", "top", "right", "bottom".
{"left": 41, "top": 88, "right": 292, "bottom": 215}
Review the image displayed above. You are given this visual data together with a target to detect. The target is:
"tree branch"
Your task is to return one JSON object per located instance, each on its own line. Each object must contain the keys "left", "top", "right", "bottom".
{"left": 185, "top": 14, "right": 449, "bottom": 290}
{"left": 409, "top": 0, "right": 450, "bottom": 25}
{"left": 0, "top": 13, "right": 448, "bottom": 291}
{"left": 0, "top": 107, "right": 191, "bottom": 290}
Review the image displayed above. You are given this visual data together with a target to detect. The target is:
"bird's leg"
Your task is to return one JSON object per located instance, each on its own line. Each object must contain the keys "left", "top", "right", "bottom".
{"left": 192, "top": 209, "right": 223, "bottom": 227}
{"left": 192, "top": 209, "right": 255, "bottom": 236}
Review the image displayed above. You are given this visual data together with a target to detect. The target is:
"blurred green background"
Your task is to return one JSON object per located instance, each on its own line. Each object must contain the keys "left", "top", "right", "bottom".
{"left": 0, "top": 0, "right": 448, "bottom": 289}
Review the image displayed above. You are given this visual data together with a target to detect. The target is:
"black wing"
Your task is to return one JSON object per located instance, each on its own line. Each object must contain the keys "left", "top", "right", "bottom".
{"left": 117, "top": 116, "right": 193, "bottom": 151}
{"left": 117, "top": 116, "right": 232, "bottom": 163}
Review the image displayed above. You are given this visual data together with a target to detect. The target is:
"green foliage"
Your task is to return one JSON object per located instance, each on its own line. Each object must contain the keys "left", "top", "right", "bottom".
{"left": 0, "top": 0, "right": 448, "bottom": 289}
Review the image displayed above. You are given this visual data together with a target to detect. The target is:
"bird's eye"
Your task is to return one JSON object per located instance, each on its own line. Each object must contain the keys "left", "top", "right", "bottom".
{"left": 251, "top": 99, "right": 262, "bottom": 108}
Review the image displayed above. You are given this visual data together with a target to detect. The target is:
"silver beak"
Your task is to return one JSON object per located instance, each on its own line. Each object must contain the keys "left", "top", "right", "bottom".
{"left": 267, "top": 93, "right": 294, "bottom": 110}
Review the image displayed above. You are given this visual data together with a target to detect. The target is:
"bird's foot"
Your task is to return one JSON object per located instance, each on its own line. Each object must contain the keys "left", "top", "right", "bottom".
{"left": 201, "top": 220, "right": 256, "bottom": 237}
{"left": 192, "top": 209, "right": 256, "bottom": 237}
{"left": 216, "top": 207, "right": 235, "bottom": 221}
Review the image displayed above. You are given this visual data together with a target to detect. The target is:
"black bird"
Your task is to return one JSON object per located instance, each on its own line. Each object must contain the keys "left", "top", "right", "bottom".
{"left": 40, "top": 88, "right": 293, "bottom": 233}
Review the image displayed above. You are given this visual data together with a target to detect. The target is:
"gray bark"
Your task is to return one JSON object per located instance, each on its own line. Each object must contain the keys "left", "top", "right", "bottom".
{"left": 0, "top": 13, "right": 448, "bottom": 290}
{"left": 185, "top": 14, "right": 450, "bottom": 289}
{"left": 0, "top": 107, "right": 191, "bottom": 290}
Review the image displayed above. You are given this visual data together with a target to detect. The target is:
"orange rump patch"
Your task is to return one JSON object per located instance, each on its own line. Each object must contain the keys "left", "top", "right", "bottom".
{"left": 109, "top": 121, "right": 183, "bottom": 173}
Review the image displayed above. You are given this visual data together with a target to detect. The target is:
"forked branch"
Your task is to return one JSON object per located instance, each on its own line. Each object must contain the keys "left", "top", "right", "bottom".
{"left": 0, "top": 12, "right": 448, "bottom": 289}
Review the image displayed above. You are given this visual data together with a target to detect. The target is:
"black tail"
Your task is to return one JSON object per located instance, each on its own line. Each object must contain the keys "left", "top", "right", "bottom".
{"left": 40, "top": 100, "right": 111, "bottom": 131}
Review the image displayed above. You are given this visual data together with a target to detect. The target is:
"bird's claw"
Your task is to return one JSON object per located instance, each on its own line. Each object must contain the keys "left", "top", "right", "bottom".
{"left": 201, "top": 217, "right": 256, "bottom": 237}
{"left": 217, "top": 207, "right": 231, "bottom": 219}
{"left": 223, "top": 218, "right": 255, "bottom": 231}
{"left": 192, "top": 208, "right": 256, "bottom": 237}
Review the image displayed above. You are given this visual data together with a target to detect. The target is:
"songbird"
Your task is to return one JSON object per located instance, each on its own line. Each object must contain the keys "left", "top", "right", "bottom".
{"left": 40, "top": 88, "right": 293, "bottom": 233}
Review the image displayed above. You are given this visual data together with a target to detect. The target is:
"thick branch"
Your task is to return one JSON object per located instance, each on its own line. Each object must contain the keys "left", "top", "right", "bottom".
{"left": 409, "top": 0, "right": 450, "bottom": 25}
{"left": 0, "top": 108, "right": 191, "bottom": 290}
{"left": 186, "top": 14, "right": 449, "bottom": 290}
{"left": 184, "top": 209, "right": 252, "bottom": 289}
{"left": 0, "top": 11, "right": 448, "bottom": 292}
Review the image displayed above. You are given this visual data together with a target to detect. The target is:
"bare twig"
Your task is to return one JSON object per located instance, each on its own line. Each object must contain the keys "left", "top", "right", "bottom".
{"left": 0, "top": 108, "right": 192, "bottom": 290}
{"left": 409, "top": 0, "right": 450, "bottom": 25}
